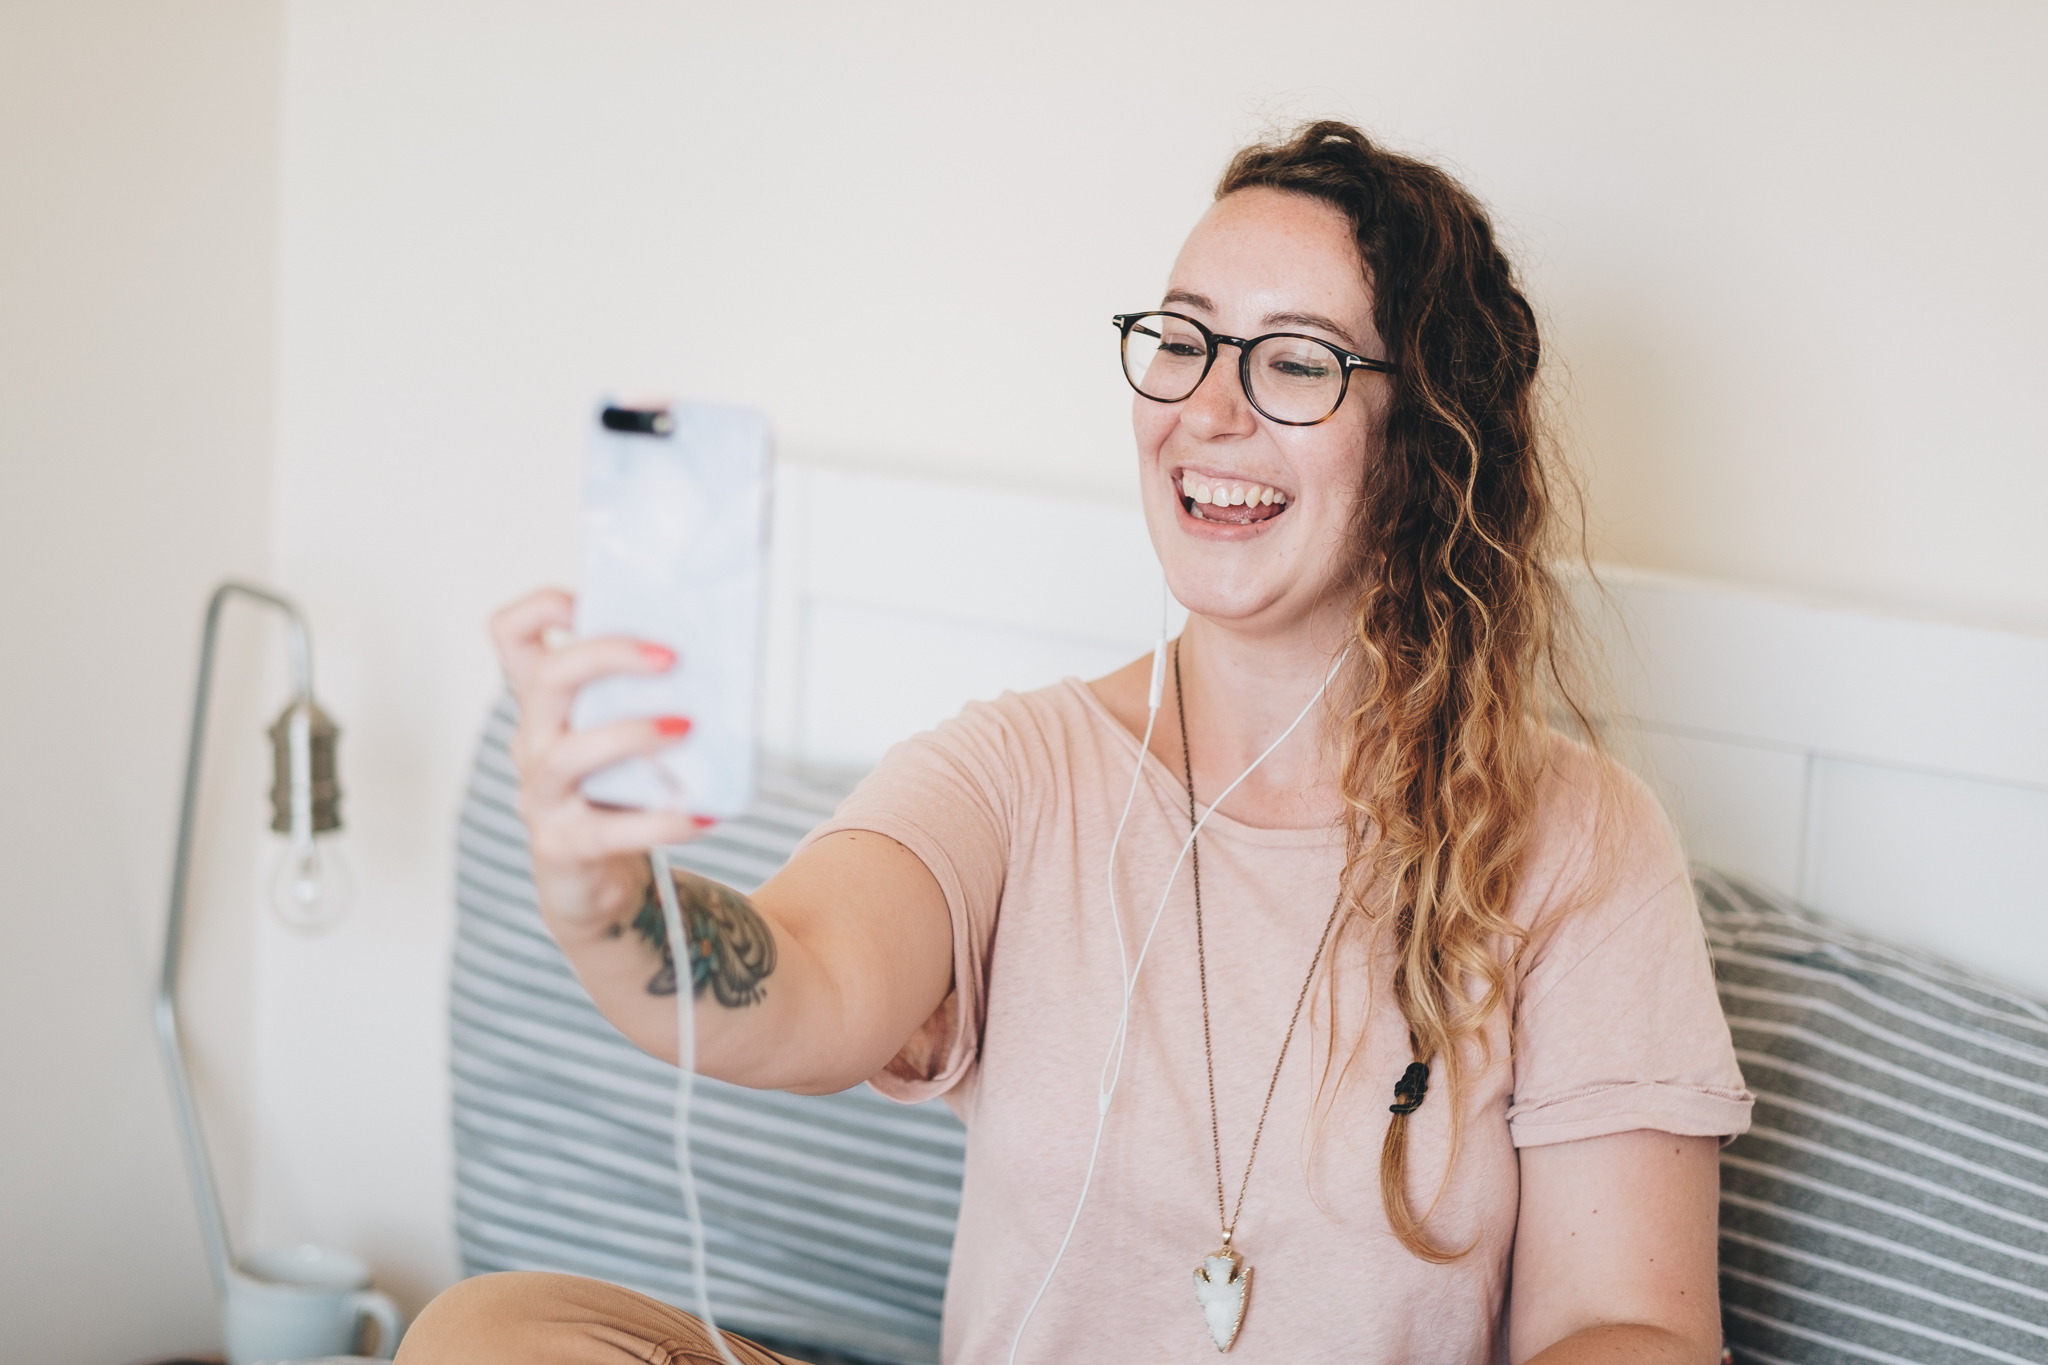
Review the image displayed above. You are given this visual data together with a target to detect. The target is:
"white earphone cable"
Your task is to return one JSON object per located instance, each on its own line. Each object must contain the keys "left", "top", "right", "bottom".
{"left": 652, "top": 846, "right": 747, "bottom": 1365}
{"left": 1099, "top": 646, "right": 1348, "bottom": 1103}
{"left": 1101, "top": 637, "right": 1168, "bottom": 1046}
{"left": 1004, "top": 617, "right": 1167, "bottom": 1365}
{"left": 1005, "top": 635, "right": 1350, "bottom": 1362}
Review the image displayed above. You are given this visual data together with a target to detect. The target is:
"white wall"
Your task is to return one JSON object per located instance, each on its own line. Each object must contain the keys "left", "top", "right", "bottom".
{"left": 0, "top": 3, "right": 282, "bottom": 1360}
{"left": 6, "top": 0, "right": 2041, "bottom": 1346}
{"left": 276, "top": 0, "right": 2048, "bottom": 625}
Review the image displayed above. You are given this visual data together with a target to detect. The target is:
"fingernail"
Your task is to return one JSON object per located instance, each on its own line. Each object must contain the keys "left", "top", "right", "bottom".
{"left": 691, "top": 815, "right": 717, "bottom": 828}
{"left": 640, "top": 643, "right": 676, "bottom": 668}
{"left": 654, "top": 715, "right": 692, "bottom": 736}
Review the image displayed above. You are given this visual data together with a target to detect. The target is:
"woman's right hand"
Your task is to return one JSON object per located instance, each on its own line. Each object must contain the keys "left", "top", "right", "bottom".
{"left": 488, "top": 587, "right": 705, "bottom": 937}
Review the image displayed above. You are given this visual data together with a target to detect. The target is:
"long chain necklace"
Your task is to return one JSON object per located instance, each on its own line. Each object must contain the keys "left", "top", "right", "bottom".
{"left": 1176, "top": 642, "right": 1345, "bottom": 1353}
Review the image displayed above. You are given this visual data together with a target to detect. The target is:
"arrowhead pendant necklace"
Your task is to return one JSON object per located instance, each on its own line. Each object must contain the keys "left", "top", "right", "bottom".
{"left": 1176, "top": 644, "right": 1344, "bottom": 1353}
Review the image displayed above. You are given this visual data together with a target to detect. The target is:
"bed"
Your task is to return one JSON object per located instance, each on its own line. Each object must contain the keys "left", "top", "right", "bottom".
{"left": 448, "top": 464, "right": 2048, "bottom": 1365}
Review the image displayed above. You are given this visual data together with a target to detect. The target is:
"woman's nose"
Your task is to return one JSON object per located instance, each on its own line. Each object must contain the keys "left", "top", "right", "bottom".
{"left": 1180, "top": 349, "right": 1258, "bottom": 440}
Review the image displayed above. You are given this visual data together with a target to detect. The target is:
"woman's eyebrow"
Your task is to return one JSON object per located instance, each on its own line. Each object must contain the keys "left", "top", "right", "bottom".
{"left": 1161, "top": 292, "right": 1366, "bottom": 352}
{"left": 1264, "top": 310, "right": 1362, "bottom": 351}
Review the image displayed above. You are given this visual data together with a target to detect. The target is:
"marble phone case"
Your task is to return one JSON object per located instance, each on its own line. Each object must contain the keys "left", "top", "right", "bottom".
{"left": 570, "top": 400, "right": 771, "bottom": 820}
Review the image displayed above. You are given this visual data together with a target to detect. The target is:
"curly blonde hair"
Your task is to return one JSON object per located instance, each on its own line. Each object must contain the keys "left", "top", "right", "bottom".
{"left": 1218, "top": 122, "right": 1606, "bottom": 1261}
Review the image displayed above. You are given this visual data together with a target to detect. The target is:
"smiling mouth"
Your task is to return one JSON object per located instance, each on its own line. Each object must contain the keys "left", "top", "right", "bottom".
{"left": 1176, "top": 472, "right": 1290, "bottom": 525}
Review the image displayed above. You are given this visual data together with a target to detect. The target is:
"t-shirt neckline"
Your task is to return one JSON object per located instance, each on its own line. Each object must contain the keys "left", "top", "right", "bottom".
{"left": 1058, "top": 676, "right": 1345, "bottom": 850}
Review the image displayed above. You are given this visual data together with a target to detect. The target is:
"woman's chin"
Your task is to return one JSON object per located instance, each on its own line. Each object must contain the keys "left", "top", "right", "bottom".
{"left": 1163, "top": 569, "right": 1316, "bottom": 635}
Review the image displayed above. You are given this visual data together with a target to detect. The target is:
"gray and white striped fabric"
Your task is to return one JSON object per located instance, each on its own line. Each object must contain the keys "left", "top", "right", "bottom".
{"left": 1698, "top": 871, "right": 2048, "bottom": 1365}
{"left": 450, "top": 695, "right": 963, "bottom": 1365}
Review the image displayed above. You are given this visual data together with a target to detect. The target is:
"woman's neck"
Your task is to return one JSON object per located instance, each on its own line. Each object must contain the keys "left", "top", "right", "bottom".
{"left": 1089, "top": 603, "right": 1352, "bottom": 832}
{"left": 1170, "top": 611, "right": 1349, "bottom": 828}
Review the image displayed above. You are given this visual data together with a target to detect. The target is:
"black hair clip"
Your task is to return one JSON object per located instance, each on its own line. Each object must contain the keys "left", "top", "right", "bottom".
{"left": 1389, "top": 1061, "right": 1431, "bottom": 1115}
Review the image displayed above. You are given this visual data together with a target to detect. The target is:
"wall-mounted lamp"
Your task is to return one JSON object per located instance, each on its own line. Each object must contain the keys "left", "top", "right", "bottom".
{"left": 155, "top": 583, "right": 397, "bottom": 1361}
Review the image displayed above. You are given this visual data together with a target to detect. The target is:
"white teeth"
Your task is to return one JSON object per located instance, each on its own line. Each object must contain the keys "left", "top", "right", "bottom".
{"left": 1182, "top": 474, "right": 1289, "bottom": 514}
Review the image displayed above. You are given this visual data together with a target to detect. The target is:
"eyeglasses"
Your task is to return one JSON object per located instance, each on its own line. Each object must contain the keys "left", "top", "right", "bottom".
{"left": 1112, "top": 311, "right": 1396, "bottom": 427}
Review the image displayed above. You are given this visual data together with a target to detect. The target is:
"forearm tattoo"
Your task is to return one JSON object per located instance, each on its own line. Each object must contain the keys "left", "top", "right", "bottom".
{"left": 624, "top": 866, "right": 777, "bottom": 1007}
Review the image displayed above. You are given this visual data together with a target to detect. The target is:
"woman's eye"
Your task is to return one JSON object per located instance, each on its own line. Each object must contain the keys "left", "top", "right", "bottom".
{"left": 1162, "top": 340, "right": 1208, "bottom": 358}
{"left": 1270, "top": 357, "right": 1331, "bottom": 380}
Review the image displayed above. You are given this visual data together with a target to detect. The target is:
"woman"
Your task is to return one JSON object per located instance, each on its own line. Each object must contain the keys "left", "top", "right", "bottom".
{"left": 402, "top": 121, "right": 1750, "bottom": 1364}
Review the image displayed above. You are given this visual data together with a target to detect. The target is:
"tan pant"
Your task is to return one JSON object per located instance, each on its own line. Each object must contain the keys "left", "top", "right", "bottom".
{"left": 395, "top": 1272, "right": 813, "bottom": 1365}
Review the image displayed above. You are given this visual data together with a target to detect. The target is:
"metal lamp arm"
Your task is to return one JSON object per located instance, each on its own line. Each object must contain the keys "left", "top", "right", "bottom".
{"left": 155, "top": 581, "right": 315, "bottom": 1297}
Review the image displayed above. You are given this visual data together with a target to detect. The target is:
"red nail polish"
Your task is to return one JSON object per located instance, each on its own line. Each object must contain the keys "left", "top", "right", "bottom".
{"left": 640, "top": 643, "right": 676, "bottom": 668}
{"left": 691, "top": 815, "right": 717, "bottom": 828}
{"left": 653, "top": 715, "right": 691, "bottom": 736}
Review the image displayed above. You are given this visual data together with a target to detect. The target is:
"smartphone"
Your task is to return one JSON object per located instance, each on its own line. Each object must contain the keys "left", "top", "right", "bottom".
{"left": 569, "top": 399, "right": 772, "bottom": 821}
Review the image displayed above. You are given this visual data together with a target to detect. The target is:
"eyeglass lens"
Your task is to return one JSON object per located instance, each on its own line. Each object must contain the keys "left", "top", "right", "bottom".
{"left": 1121, "top": 313, "right": 1347, "bottom": 424}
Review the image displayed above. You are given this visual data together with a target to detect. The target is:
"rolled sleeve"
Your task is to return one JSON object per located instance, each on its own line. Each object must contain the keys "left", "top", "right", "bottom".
{"left": 1507, "top": 865, "right": 1754, "bottom": 1148}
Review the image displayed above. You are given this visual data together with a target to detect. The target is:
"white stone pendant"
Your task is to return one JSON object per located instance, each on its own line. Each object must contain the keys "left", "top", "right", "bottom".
{"left": 1192, "top": 1245, "right": 1251, "bottom": 1352}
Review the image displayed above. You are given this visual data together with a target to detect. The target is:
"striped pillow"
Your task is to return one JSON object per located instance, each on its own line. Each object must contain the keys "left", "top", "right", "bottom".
{"left": 1697, "top": 871, "right": 2048, "bottom": 1365}
{"left": 450, "top": 695, "right": 964, "bottom": 1365}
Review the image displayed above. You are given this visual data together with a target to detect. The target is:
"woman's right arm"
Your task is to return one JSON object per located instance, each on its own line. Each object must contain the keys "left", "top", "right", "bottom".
{"left": 492, "top": 589, "right": 955, "bottom": 1095}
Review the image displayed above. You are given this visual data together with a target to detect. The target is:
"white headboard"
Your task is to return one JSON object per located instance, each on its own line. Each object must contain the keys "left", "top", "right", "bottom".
{"left": 761, "top": 463, "right": 2048, "bottom": 998}
{"left": 759, "top": 465, "right": 1183, "bottom": 767}
{"left": 1585, "top": 569, "right": 2048, "bottom": 996}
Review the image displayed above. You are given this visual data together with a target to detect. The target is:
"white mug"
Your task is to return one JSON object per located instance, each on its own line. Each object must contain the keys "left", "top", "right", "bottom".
{"left": 223, "top": 1244, "right": 402, "bottom": 1365}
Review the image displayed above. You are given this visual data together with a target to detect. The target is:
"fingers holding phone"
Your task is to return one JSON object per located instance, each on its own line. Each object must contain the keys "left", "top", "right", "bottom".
{"left": 491, "top": 605, "right": 702, "bottom": 927}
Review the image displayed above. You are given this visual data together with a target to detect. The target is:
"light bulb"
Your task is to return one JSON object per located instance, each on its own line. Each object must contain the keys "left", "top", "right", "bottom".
{"left": 265, "top": 697, "right": 348, "bottom": 932}
{"left": 269, "top": 834, "right": 352, "bottom": 933}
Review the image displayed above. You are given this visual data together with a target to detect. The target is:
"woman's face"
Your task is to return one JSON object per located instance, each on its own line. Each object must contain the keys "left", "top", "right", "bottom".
{"left": 1134, "top": 187, "right": 1388, "bottom": 641}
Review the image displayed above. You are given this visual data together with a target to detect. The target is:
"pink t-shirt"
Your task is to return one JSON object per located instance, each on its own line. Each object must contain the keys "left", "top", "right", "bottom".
{"left": 804, "top": 679, "right": 1751, "bottom": 1364}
